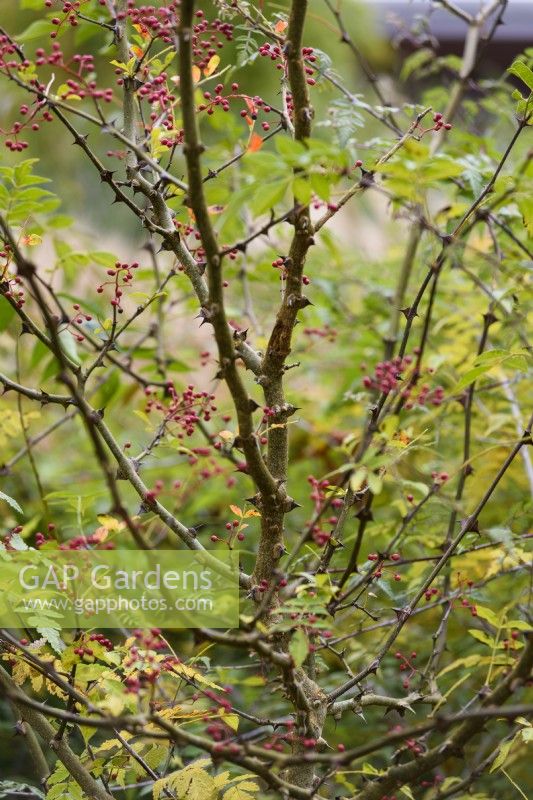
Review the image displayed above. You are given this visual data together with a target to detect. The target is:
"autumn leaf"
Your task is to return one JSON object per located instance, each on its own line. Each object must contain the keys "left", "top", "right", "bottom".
{"left": 247, "top": 133, "right": 263, "bottom": 153}
{"left": 204, "top": 54, "right": 220, "bottom": 77}
{"left": 132, "top": 23, "right": 150, "bottom": 40}
{"left": 21, "top": 233, "right": 42, "bottom": 246}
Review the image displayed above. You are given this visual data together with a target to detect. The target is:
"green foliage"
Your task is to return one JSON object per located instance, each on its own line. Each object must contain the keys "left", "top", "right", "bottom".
{"left": 0, "top": 1, "right": 531, "bottom": 799}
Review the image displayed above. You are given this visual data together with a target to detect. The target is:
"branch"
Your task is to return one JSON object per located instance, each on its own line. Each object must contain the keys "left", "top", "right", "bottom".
{"left": 178, "top": 1, "right": 280, "bottom": 511}
{"left": 0, "top": 666, "right": 114, "bottom": 800}
{"left": 328, "top": 412, "right": 533, "bottom": 702}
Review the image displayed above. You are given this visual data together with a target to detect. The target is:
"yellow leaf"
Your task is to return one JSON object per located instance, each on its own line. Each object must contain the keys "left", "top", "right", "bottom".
{"left": 30, "top": 670, "right": 44, "bottom": 693}
{"left": 109, "top": 57, "right": 137, "bottom": 77}
{"left": 274, "top": 20, "right": 288, "bottom": 33}
{"left": 154, "top": 761, "right": 217, "bottom": 800}
{"left": 157, "top": 704, "right": 206, "bottom": 721}
{"left": 21, "top": 234, "right": 42, "bottom": 247}
{"left": 230, "top": 504, "right": 243, "bottom": 517}
{"left": 219, "top": 709, "right": 239, "bottom": 731}
{"left": 192, "top": 66, "right": 201, "bottom": 84}
{"left": 223, "top": 782, "right": 260, "bottom": 800}
{"left": 214, "top": 772, "right": 231, "bottom": 788}
{"left": 218, "top": 430, "right": 234, "bottom": 442}
{"left": 96, "top": 514, "right": 125, "bottom": 532}
{"left": 170, "top": 662, "right": 223, "bottom": 690}
{"left": 11, "top": 660, "right": 31, "bottom": 686}
{"left": 203, "top": 54, "right": 220, "bottom": 77}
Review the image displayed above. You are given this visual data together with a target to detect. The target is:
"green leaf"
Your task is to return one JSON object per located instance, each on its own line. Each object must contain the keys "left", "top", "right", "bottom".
{"left": 289, "top": 628, "right": 309, "bottom": 667}
{"left": 400, "top": 48, "right": 434, "bottom": 81}
{"left": 0, "top": 781, "right": 45, "bottom": 800}
{"left": 367, "top": 472, "right": 383, "bottom": 495}
{"left": 474, "top": 605, "right": 500, "bottom": 627}
{"left": 0, "top": 490, "right": 23, "bottom": 514}
{"left": 18, "top": 20, "right": 54, "bottom": 42}
{"left": 0, "top": 298, "right": 15, "bottom": 333}
{"left": 506, "top": 620, "right": 533, "bottom": 632}
{"left": 37, "top": 627, "right": 65, "bottom": 654}
{"left": 503, "top": 354, "right": 528, "bottom": 372}
{"left": 350, "top": 466, "right": 367, "bottom": 492}
{"left": 292, "top": 176, "right": 312, "bottom": 204}
{"left": 508, "top": 60, "right": 533, "bottom": 93}
{"left": 490, "top": 736, "right": 515, "bottom": 772}
{"left": 310, "top": 172, "right": 331, "bottom": 201}
{"left": 468, "top": 629, "right": 496, "bottom": 647}
{"left": 517, "top": 195, "right": 533, "bottom": 237}
{"left": 58, "top": 329, "right": 81, "bottom": 366}
{"left": 250, "top": 178, "right": 290, "bottom": 215}
{"left": 454, "top": 365, "right": 491, "bottom": 391}
{"left": 275, "top": 137, "right": 307, "bottom": 158}
{"left": 474, "top": 349, "right": 509, "bottom": 365}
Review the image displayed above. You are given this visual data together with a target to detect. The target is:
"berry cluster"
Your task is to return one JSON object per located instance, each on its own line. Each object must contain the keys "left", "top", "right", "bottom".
{"left": 145, "top": 382, "right": 216, "bottom": 433}
{"left": 73, "top": 632, "right": 114, "bottom": 657}
{"left": 305, "top": 475, "right": 343, "bottom": 547}
{"left": 417, "top": 111, "right": 453, "bottom": 138}
{"left": 190, "top": 10, "right": 234, "bottom": 67}
{"left": 122, "top": 629, "right": 167, "bottom": 691}
{"left": 45, "top": 0, "right": 84, "bottom": 34}
{"left": 271, "top": 256, "right": 311, "bottom": 285}
{"left": 303, "top": 324, "right": 337, "bottom": 342}
{"left": 210, "top": 512, "right": 249, "bottom": 546}
{"left": 367, "top": 551, "right": 403, "bottom": 582}
{"left": 423, "top": 586, "right": 440, "bottom": 602}
{"left": 96, "top": 260, "right": 139, "bottom": 311}
{"left": 258, "top": 42, "right": 318, "bottom": 87}
{"left": 394, "top": 649, "right": 418, "bottom": 690}
{"left": 35, "top": 524, "right": 115, "bottom": 550}
{"left": 362, "top": 354, "right": 445, "bottom": 407}
{"left": 362, "top": 355, "right": 414, "bottom": 393}
{"left": 66, "top": 303, "right": 93, "bottom": 343}
{"left": 431, "top": 470, "right": 449, "bottom": 485}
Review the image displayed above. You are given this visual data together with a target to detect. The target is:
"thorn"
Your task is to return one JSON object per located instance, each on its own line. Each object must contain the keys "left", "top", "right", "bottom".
{"left": 284, "top": 498, "right": 301, "bottom": 512}
{"left": 100, "top": 170, "right": 115, "bottom": 183}
{"left": 359, "top": 170, "right": 375, "bottom": 188}
{"left": 356, "top": 507, "right": 374, "bottom": 523}
{"left": 462, "top": 517, "right": 480, "bottom": 534}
